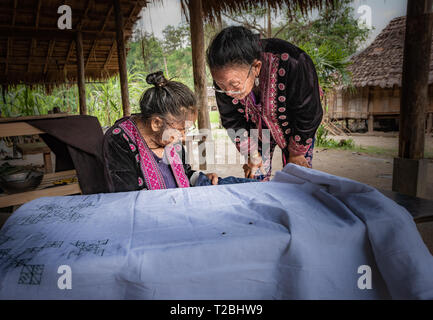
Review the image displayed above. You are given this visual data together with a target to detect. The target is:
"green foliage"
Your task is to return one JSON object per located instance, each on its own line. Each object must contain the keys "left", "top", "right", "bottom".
{"left": 0, "top": 85, "right": 78, "bottom": 117}
{"left": 281, "top": 0, "right": 371, "bottom": 57}
{"left": 315, "top": 125, "right": 355, "bottom": 150}
{"left": 298, "top": 42, "right": 352, "bottom": 92}
{"left": 315, "top": 125, "right": 331, "bottom": 147}
{"left": 127, "top": 32, "right": 164, "bottom": 74}
{"left": 227, "top": 0, "right": 371, "bottom": 92}
{"left": 162, "top": 24, "right": 190, "bottom": 54}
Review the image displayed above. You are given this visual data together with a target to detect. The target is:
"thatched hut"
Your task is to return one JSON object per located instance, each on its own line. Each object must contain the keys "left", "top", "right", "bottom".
{"left": 326, "top": 16, "right": 433, "bottom": 133}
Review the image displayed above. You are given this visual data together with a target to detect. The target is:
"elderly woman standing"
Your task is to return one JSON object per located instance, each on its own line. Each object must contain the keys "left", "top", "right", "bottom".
{"left": 207, "top": 26, "right": 323, "bottom": 180}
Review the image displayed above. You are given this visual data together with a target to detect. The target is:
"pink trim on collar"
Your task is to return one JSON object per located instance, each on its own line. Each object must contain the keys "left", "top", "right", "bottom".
{"left": 119, "top": 119, "right": 189, "bottom": 190}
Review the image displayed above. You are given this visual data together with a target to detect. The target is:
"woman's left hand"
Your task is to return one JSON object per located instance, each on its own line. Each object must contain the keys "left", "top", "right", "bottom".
{"left": 206, "top": 173, "right": 219, "bottom": 185}
{"left": 289, "top": 154, "right": 311, "bottom": 168}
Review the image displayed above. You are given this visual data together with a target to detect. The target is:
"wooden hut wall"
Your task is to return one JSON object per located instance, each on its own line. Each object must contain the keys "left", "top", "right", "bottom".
{"left": 370, "top": 86, "right": 400, "bottom": 116}
{"left": 327, "top": 85, "right": 433, "bottom": 121}
{"left": 327, "top": 87, "right": 369, "bottom": 120}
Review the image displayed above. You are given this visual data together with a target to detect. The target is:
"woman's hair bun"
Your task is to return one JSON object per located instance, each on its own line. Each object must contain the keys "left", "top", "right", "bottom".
{"left": 146, "top": 71, "right": 168, "bottom": 87}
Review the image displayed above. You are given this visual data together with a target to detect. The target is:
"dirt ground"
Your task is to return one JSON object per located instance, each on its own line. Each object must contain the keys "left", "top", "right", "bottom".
{"left": 196, "top": 131, "right": 433, "bottom": 200}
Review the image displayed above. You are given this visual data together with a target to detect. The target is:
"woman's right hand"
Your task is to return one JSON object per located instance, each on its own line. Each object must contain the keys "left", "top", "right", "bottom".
{"left": 243, "top": 153, "right": 264, "bottom": 179}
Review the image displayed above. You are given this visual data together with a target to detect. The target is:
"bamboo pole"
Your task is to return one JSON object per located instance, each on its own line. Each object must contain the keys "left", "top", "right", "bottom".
{"left": 75, "top": 31, "right": 87, "bottom": 115}
{"left": 113, "top": 0, "right": 131, "bottom": 117}
{"left": 188, "top": 0, "right": 211, "bottom": 170}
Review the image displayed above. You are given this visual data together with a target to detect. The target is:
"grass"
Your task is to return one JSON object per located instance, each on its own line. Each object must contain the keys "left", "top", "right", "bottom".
{"left": 317, "top": 141, "right": 433, "bottom": 159}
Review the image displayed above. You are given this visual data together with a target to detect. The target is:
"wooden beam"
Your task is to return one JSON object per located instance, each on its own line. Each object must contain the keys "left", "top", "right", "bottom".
{"left": 28, "top": 0, "right": 42, "bottom": 73}
{"left": 75, "top": 0, "right": 93, "bottom": 31}
{"left": 398, "top": 0, "right": 433, "bottom": 159}
{"left": 1, "top": 57, "right": 68, "bottom": 64}
{"left": 75, "top": 32, "right": 87, "bottom": 115}
{"left": 0, "top": 27, "right": 119, "bottom": 41}
{"left": 5, "top": 38, "right": 11, "bottom": 75}
{"left": 188, "top": 0, "right": 211, "bottom": 170}
{"left": 124, "top": 0, "right": 143, "bottom": 29}
{"left": 86, "top": 5, "right": 113, "bottom": 69}
{"left": 103, "top": 42, "right": 117, "bottom": 70}
{"left": 11, "top": 0, "right": 18, "bottom": 26}
{"left": 64, "top": 0, "right": 92, "bottom": 74}
{"left": 8, "top": 0, "right": 17, "bottom": 75}
{"left": 28, "top": 39, "right": 36, "bottom": 72}
{"left": 99, "top": 0, "right": 140, "bottom": 71}
{"left": 43, "top": 40, "right": 55, "bottom": 74}
{"left": 63, "top": 41, "right": 75, "bottom": 73}
{"left": 113, "top": 0, "right": 130, "bottom": 117}
{"left": 35, "top": 0, "right": 42, "bottom": 28}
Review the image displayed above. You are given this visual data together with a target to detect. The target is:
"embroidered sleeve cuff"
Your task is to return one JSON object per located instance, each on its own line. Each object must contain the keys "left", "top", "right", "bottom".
{"left": 288, "top": 136, "right": 312, "bottom": 156}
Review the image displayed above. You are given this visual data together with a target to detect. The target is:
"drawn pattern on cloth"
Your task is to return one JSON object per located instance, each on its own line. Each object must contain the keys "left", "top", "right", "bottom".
{"left": 18, "top": 264, "right": 44, "bottom": 285}
{"left": 0, "top": 199, "right": 110, "bottom": 286}
{"left": 67, "top": 239, "right": 109, "bottom": 259}
{"left": 0, "top": 240, "right": 65, "bottom": 285}
{"left": 16, "top": 202, "right": 97, "bottom": 225}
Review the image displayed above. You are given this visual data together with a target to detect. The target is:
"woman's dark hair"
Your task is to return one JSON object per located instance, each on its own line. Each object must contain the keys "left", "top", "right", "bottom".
{"left": 206, "top": 26, "right": 262, "bottom": 70}
{"left": 139, "top": 71, "right": 197, "bottom": 122}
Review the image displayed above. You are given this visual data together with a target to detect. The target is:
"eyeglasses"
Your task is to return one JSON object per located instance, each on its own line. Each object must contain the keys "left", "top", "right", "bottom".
{"left": 212, "top": 65, "right": 253, "bottom": 95}
{"left": 165, "top": 120, "right": 197, "bottom": 135}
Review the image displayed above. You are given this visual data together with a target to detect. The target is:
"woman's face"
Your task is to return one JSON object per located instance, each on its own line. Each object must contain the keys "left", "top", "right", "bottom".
{"left": 211, "top": 60, "right": 261, "bottom": 100}
{"left": 152, "top": 110, "right": 198, "bottom": 146}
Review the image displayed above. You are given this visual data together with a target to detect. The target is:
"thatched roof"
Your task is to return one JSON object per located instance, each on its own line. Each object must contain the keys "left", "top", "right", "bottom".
{"left": 0, "top": 0, "right": 333, "bottom": 91}
{"left": 348, "top": 16, "right": 433, "bottom": 89}
{"left": 183, "top": 0, "right": 334, "bottom": 22}
{"left": 0, "top": 0, "right": 147, "bottom": 90}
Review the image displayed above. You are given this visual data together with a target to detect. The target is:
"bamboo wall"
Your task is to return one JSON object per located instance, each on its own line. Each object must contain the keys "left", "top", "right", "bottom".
{"left": 326, "top": 85, "right": 433, "bottom": 120}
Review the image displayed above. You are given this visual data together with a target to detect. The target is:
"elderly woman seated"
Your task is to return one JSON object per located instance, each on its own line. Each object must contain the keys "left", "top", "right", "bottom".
{"left": 103, "top": 71, "right": 257, "bottom": 192}
{"left": 103, "top": 71, "right": 216, "bottom": 192}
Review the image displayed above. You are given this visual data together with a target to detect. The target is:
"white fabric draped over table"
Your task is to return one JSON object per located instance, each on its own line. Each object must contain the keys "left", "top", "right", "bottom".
{"left": 0, "top": 164, "right": 432, "bottom": 299}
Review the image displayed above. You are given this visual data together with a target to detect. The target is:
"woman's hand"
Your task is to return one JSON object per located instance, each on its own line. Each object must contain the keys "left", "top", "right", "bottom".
{"left": 206, "top": 173, "right": 219, "bottom": 185}
{"left": 243, "top": 153, "right": 264, "bottom": 178}
{"left": 288, "top": 154, "right": 311, "bottom": 168}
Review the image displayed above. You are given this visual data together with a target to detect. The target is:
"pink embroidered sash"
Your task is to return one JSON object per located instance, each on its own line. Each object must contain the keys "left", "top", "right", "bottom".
{"left": 241, "top": 52, "right": 287, "bottom": 150}
{"left": 119, "top": 119, "right": 190, "bottom": 190}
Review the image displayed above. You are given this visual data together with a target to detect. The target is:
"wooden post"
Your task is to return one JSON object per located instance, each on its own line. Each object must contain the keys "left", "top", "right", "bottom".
{"left": 368, "top": 114, "right": 374, "bottom": 133}
{"left": 75, "top": 31, "right": 87, "bottom": 115}
{"left": 398, "top": 0, "right": 433, "bottom": 159}
{"left": 188, "top": 0, "right": 211, "bottom": 170}
{"left": 113, "top": 0, "right": 131, "bottom": 117}
{"left": 427, "top": 113, "right": 433, "bottom": 134}
{"left": 393, "top": 0, "right": 433, "bottom": 198}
